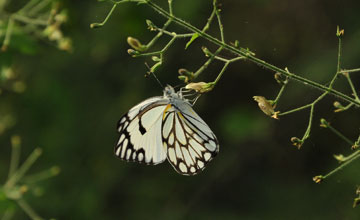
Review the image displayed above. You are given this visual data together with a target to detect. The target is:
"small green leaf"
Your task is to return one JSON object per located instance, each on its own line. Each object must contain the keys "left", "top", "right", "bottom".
{"left": 185, "top": 33, "right": 199, "bottom": 49}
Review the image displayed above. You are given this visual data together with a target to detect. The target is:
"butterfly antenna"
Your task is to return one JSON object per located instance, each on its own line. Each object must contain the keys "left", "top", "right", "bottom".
{"left": 145, "top": 62, "right": 164, "bottom": 89}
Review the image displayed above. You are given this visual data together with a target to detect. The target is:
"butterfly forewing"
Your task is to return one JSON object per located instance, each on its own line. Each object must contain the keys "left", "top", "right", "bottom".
{"left": 162, "top": 103, "right": 219, "bottom": 175}
{"left": 115, "top": 97, "right": 169, "bottom": 164}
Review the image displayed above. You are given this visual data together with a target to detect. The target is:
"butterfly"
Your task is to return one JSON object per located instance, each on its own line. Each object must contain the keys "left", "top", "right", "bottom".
{"left": 114, "top": 85, "right": 219, "bottom": 175}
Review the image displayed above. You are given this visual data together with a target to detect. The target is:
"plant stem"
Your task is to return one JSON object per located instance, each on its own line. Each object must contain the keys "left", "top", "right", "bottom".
{"left": 213, "top": 56, "right": 244, "bottom": 85}
{"left": 90, "top": 4, "right": 117, "bottom": 28}
{"left": 345, "top": 74, "right": 360, "bottom": 101}
{"left": 4, "top": 148, "right": 42, "bottom": 188}
{"left": 213, "top": 0, "right": 224, "bottom": 43}
{"left": 12, "top": 14, "right": 48, "bottom": 26}
{"left": 322, "top": 150, "right": 360, "bottom": 180}
{"left": 339, "top": 68, "right": 360, "bottom": 74}
{"left": 273, "top": 83, "right": 287, "bottom": 105}
{"left": 2, "top": 17, "right": 14, "bottom": 51}
{"left": 144, "top": 0, "right": 360, "bottom": 107}
{"left": 324, "top": 121, "right": 354, "bottom": 146}
{"left": 8, "top": 137, "right": 21, "bottom": 179}
{"left": 23, "top": 166, "right": 60, "bottom": 184}
{"left": 17, "top": 199, "right": 44, "bottom": 220}
{"left": 194, "top": 47, "right": 223, "bottom": 78}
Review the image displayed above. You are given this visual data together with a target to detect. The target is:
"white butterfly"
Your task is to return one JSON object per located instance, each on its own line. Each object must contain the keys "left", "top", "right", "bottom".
{"left": 115, "top": 85, "right": 219, "bottom": 175}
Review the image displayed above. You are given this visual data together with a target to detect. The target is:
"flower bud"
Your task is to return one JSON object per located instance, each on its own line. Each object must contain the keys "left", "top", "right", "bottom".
{"left": 127, "top": 37, "right": 146, "bottom": 52}
{"left": 152, "top": 56, "right": 160, "bottom": 62}
{"left": 274, "top": 72, "right": 288, "bottom": 85}
{"left": 333, "top": 101, "right": 345, "bottom": 112}
{"left": 127, "top": 49, "right": 140, "bottom": 57}
{"left": 253, "top": 96, "right": 279, "bottom": 119}
{"left": 333, "top": 154, "right": 346, "bottom": 162}
{"left": 185, "top": 82, "right": 214, "bottom": 93}
{"left": 312, "top": 175, "right": 323, "bottom": 184}
{"left": 201, "top": 46, "right": 211, "bottom": 57}
{"left": 146, "top": 19, "right": 157, "bottom": 31}
{"left": 336, "top": 26, "right": 344, "bottom": 37}
{"left": 178, "top": 68, "right": 194, "bottom": 83}
{"left": 290, "top": 137, "right": 303, "bottom": 149}
{"left": 319, "top": 118, "right": 329, "bottom": 128}
{"left": 178, "top": 75, "right": 188, "bottom": 82}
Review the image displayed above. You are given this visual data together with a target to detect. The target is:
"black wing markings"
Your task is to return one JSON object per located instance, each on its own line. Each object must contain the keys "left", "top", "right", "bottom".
{"left": 162, "top": 108, "right": 218, "bottom": 175}
{"left": 115, "top": 101, "right": 168, "bottom": 165}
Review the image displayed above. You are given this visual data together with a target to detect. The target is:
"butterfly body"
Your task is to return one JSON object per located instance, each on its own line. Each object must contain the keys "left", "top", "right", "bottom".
{"left": 115, "top": 85, "right": 219, "bottom": 175}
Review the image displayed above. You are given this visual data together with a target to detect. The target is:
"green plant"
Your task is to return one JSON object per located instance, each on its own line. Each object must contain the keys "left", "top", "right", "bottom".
{"left": 92, "top": 0, "right": 360, "bottom": 205}
{"left": 0, "top": 136, "right": 60, "bottom": 220}
{"left": 0, "top": 1, "right": 69, "bottom": 218}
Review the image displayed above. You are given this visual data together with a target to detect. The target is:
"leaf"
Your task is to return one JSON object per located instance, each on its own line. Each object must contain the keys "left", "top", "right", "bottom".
{"left": 185, "top": 33, "right": 199, "bottom": 49}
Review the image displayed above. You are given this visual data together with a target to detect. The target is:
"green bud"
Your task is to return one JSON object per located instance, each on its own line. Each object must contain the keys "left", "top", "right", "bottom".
{"left": 290, "top": 137, "right": 303, "bottom": 149}
{"left": 319, "top": 118, "right": 329, "bottom": 128}
{"left": 146, "top": 19, "right": 157, "bottom": 31}
{"left": 312, "top": 175, "right": 323, "bottom": 184}
{"left": 201, "top": 46, "right": 211, "bottom": 57}
{"left": 127, "top": 37, "right": 146, "bottom": 52}
{"left": 127, "top": 49, "right": 140, "bottom": 57}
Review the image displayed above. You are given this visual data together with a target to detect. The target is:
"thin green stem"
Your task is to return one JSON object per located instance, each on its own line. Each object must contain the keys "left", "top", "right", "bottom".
{"left": 322, "top": 150, "right": 360, "bottom": 180}
{"left": 338, "top": 150, "right": 360, "bottom": 162}
{"left": 353, "top": 134, "right": 360, "bottom": 149}
{"left": 213, "top": 56, "right": 231, "bottom": 63}
{"left": 12, "top": 14, "right": 48, "bottom": 26}
{"left": 194, "top": 47, "right": 223, "bottom": 78}
{"left": 281, "top": 62, "right": 340, "bottom": 115}
{"left": 168, "top": 0, "right": 173, "bottom": 15}
{"left": 345, "top": 73, "right": 360, "bottom": 101}
{"left": 278, "top": 104, "right": 312, "bottom": 116}
{"left": 143, "top": 0, "right": 360, "bottom": 107}
{"left": 144, "top": 0, "right": 173, "bottom": 50}
{"left": 137, "top": 35, "right": 176, "bottom": 57}
{"left": 151, "top": 27, "right": 193, "bottom": 38}
{"left": 17, "top": 199, "right": 44, "bottom": 220}
{"left": 8, "top": 138, "right": 21, "bottom": 179}
{"left": 4, "top": 148, "right": 42, "bottom": 188}
{"left": 90, "top": 4, "right": 118, "bottom": 28}
{"left": 339, "top": 68, "right": 360, "bottom": 74}
{"left": 213, "top": 0, "right": 224, "bottom": 43}
{"left": 19, "top": 0, "right": 41, "bottom": 13}
{"left": 145, "top": 19, "right": 172, "bottom": 49}
{"left": 322, "top": 119, "right": 353, "bottom": 146}
{"left": 302, "top": 104, "right": 314, "bottom": 141}
{"left": 202, "top": 3, "right": 216, "bottom": 33}
{"left": 336, "top": 32, "right": 342, "bottom": 73}
{"left": 1, "top": 17, "right": 14, "bottom": 51}
{"left": 334, "top": 102, "right": 354, "bottom": 112}
{"left": 213, "top": 61, "right": 230, "bottom": 85}
{"left": 213, "top": 56, "right": 244, "bottom": 85}
{"left": 23, "top": 166, "right": 60, "bottom": 184}
{"left": 273, "top": 83, "right": 287, "bottom": 105}
{"left": 27, "top": 0, "right": 52, "bottom": 16}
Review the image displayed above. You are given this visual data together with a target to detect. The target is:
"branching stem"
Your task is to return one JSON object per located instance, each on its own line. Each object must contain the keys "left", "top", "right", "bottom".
{"left": 322, "top": 150, "right": 360, "bottom": 180}
{"left": 141, "top": 0, "right": 360, "bottom": 107}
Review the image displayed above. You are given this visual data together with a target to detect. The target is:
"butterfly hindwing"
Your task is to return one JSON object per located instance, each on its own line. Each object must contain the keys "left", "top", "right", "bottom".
{"left": 115, "top": 97, "right": 169, "bottom": 165}
{"left": 162, "top": 103, "right": 219, "bottom": 175}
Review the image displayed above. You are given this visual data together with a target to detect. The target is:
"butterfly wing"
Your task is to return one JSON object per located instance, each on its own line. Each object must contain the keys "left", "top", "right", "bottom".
{"left": 115, "top": 96, "right": 170, "bottom": 165}
{"left": 162, "top": 102, "right": 219, "bottom": 175}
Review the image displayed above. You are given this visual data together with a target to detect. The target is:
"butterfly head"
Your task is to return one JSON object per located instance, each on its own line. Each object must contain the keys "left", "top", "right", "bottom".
{"left": 163, "top": 85, "right": 181, "bottom": 98}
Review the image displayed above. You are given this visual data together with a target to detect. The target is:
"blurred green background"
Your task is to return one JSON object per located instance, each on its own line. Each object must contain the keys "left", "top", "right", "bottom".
{"left": 1, "top": 0, "right": 360, "bottom": 219}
